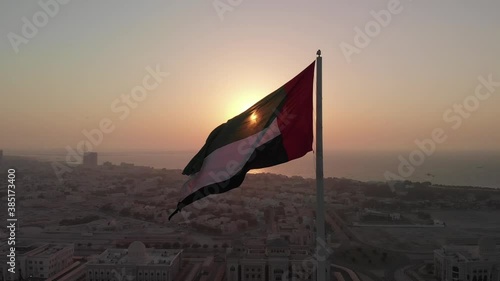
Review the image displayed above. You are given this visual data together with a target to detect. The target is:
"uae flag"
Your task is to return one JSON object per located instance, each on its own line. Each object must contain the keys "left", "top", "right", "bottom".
{"left": 169, "top": 61, "right": 315, "bottom": 220}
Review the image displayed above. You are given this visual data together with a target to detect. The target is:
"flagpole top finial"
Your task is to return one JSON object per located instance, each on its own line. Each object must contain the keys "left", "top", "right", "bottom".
{"left": 317, "top": 50, "right": 321, "bottom": 56}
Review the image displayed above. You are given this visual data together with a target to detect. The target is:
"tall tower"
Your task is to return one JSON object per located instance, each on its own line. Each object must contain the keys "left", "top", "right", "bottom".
{"left": 83, "top": 152, "right": 98, "bottom": 167}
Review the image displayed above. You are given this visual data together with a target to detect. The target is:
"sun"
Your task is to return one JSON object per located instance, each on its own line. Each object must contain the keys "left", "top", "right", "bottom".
{"left": 250, "top": 112, "right": 258, "bottom": 122}
{"left": 225, "top": 90, "right": 263, "bottom": 120}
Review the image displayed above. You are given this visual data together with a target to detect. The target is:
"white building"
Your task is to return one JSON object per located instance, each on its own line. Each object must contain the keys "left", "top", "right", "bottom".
{"left": 86, "top": 241, "right": 182, "bottom": 281}
{"left": 434, "top": 237, "right": 500, "bottom": 281}
{"left": 0, "top": 243, "right": 74, "bottom": 280}
{"left": 226, "top": 237, "right": 330, "bottom": 281}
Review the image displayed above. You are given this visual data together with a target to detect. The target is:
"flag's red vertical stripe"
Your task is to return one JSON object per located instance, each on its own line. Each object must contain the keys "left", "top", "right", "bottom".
{"left": 277, "top": 61, "right": 315, "bottom": 161}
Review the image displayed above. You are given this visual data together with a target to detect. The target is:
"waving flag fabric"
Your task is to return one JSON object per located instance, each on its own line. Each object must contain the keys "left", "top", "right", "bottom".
{"left": 169, "top": 61, "right": 315, "bottom": 220}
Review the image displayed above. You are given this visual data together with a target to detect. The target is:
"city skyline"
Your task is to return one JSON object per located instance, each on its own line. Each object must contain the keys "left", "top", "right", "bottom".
{"left": 1, "top": 157, "right": 499, "bottom": 281}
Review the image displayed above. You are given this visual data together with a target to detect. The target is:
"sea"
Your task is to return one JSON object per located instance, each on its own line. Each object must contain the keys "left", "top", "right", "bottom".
{"left": 10, "top": 150, "right": 500, "bottom": 189}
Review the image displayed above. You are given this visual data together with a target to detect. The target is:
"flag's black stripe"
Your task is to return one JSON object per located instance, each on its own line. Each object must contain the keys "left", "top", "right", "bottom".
{"left": 176, "top": 134, "right": 289, "bottom": 210}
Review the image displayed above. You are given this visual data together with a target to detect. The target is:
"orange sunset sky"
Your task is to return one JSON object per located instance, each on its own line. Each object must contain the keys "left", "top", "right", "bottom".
{"left": 1, "top": 1, "right": 500, "bottom": 153}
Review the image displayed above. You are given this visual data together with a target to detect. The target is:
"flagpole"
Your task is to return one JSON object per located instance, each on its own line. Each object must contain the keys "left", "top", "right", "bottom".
{"left": 315, "top": 49, "right": 327, "bottom": 281}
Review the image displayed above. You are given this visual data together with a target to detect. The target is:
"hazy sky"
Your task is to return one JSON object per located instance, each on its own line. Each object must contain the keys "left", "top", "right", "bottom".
{"left": 1, "top": 1, "right": 499, "bottom": 152}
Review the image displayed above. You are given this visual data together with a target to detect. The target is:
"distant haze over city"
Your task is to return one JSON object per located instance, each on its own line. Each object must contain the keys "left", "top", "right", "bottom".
{"left": 6, "top": 149, "right": 500, "bottom": 189}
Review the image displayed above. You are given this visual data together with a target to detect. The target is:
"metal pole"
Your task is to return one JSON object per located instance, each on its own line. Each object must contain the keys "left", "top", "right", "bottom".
{"left": 315, "top": 49, "right": 326, "bottom": 281}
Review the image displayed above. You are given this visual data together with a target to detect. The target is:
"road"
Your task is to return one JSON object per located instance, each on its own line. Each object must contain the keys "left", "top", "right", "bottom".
{"left": 394, "top": 266, "right": 413, "bottom": 281}
{"left": 332, "top": 264, "right": 361, "bottom": 281}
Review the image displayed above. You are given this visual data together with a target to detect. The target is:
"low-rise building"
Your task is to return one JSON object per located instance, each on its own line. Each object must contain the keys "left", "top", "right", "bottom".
{"left": 226, "top": 237, "right": 330, "bottom": 281}
{"left": 86, "top": 241, "right": 182, "bottom": 281}
{"left": 0, "top": 243, "right": 74, "bottom": 280}
{"left": 434, "top": 237, "right": 500, "bottom": 281}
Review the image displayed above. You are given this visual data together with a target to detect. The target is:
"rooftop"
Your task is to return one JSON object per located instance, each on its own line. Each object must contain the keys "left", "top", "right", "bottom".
{"left": 436, "top": 244, "right": 500, "bottom": 262}
{"left": 36, "top": 244, "right": 72, "bottom": 257}
{"left": 88, "top": 241, "right": 182, "bottom": 266}
{"left": 19, "top": 243, "right": 73, "bottom": 258}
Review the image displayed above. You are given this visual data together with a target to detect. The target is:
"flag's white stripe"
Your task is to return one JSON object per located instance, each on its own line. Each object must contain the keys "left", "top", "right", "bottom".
{"left": 181, "top": 118, "right": 281, "bottom": 198}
